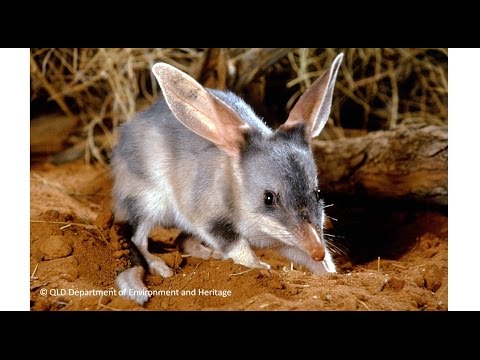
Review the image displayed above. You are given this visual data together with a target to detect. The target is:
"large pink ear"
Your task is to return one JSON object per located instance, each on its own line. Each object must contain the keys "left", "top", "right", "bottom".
{"left": 281, "top": 53, "right": 343, "bottom": 140}
{"left": 152, "top": 63, "right": 249, "bottom": 157}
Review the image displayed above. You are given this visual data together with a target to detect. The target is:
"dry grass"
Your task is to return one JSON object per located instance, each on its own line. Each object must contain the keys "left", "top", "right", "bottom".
{"left": 287, "top": 48, "right": 447, "bottom": 138}
{"left": 30, "top": 48, "right": 447, "bottom": 163}
{"left": 30, "top": 48, "right": 204, "bottom": 163}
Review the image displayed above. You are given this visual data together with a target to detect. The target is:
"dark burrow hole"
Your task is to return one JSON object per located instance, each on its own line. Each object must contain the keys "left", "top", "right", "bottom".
{"left": 322, "top": 194, "right": 448, "bottom": 267}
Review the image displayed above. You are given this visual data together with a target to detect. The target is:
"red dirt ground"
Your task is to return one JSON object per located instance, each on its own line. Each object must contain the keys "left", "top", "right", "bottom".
{"left": 30, "top": 161, "right": 447, "bottom": 311}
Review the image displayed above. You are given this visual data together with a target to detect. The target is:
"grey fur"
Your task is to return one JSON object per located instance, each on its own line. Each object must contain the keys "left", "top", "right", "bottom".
{"left": 113, "top": 55, "right": 343, "bottom": 304}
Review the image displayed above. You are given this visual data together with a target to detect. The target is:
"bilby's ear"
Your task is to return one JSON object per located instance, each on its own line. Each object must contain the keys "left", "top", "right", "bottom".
{"left": 280, "top": 53, "right": 343, "bottom": 140}
{"left": 152, "top": 63, "right": 249, "bottom": 157}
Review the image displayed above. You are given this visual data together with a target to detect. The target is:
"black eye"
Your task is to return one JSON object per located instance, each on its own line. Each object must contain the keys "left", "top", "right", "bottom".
{"left": 315, "top": 188, "right": 321, "bottom": 202}
{"left": 264, "top": 191, "right": 277, "bottom": 206}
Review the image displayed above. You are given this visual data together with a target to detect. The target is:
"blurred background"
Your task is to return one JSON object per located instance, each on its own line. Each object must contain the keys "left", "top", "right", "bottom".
{"left": 30, "top": 48, "right": 447, "bottom": 165}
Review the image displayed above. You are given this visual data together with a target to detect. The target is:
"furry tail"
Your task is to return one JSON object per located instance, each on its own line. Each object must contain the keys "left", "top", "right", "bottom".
{"left": 115, "top": 223, "right": 150, "bottom": 305}
{"left": 116, "top": 266, "right": 149, "bottom": 305}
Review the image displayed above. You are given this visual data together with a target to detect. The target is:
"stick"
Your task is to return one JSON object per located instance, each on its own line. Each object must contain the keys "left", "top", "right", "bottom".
{"left": 230, "top": 268, "right": 255, "bottom": 277}
{"left": 30, "top": 263, "right": 39, "bottom": 280}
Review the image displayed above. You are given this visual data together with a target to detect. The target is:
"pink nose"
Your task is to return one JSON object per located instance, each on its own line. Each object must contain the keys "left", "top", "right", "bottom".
{"left": 311, "top": 246, "right": 325, "bottom": 262}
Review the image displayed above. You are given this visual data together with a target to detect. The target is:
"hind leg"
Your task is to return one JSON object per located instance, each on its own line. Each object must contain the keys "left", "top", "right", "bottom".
{"left": 177, "top": 233, "right": 223, "bottom": 260}
{"left": 131, "top": 220, "right": 174, "bottom": 277}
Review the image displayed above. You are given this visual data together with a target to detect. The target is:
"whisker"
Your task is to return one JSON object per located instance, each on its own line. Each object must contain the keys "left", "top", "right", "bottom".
{"left": 324, "top": 232, "right": 345, "bottom": 239}
{"left": 325, "top": 240, "right": 348, "bottom": 255}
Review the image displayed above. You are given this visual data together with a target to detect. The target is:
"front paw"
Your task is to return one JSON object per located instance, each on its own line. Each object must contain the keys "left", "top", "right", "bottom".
{"left": 310, "top": 260, "right": 336, "bottom": 275}
{"left": 258, "top": 260, "right": 271, "bottom": 270}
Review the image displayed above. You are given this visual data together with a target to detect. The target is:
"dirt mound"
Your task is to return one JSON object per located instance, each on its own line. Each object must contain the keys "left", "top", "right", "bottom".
{"left": 30, "top": 161, "right": 447, "bottom": 310}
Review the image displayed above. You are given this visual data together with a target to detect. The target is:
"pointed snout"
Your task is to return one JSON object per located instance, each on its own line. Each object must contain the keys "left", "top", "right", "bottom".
{"left": 302, "top": 224, "right": 326, "bottom": 262}
{"left": 310, "top": 245, "right": 326, "bottom": 262}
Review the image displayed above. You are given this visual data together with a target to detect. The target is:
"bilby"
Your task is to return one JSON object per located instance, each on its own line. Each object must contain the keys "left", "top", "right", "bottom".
{"left": 112, "top": 53, "right": 343, "bottom": 304}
